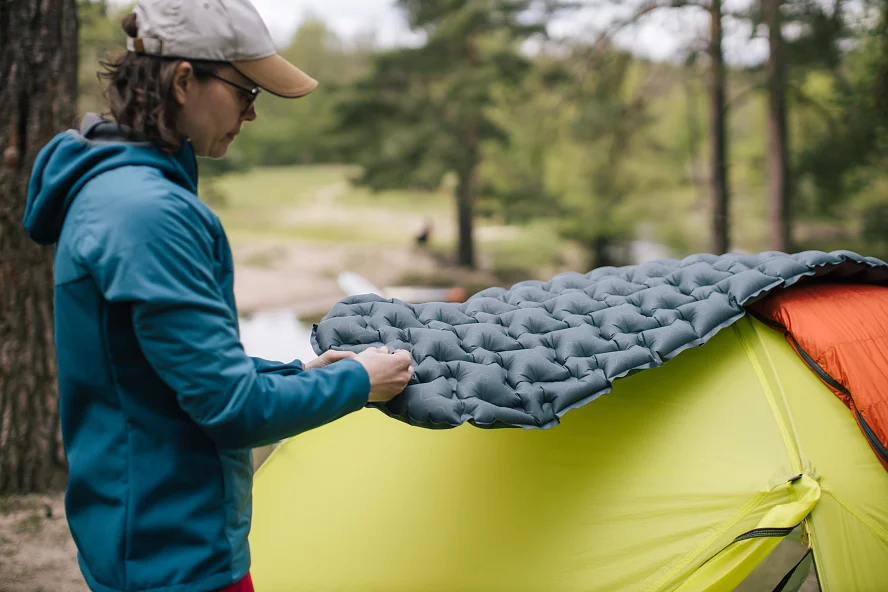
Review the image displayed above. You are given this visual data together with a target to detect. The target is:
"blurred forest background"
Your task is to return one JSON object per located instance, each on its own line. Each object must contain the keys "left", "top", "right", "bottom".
{"left": 80, "top": 0, "right": 888, "bottom": 276}
{"left": 1, "top": 1, "right": 883, "bottom": 585}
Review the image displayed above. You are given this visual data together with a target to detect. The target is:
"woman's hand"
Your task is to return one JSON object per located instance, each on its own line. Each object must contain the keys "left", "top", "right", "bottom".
{"left": 354, "top": 346, "right": 415, "bottom": 403}
{"left": 303, "top": 349, "right": 356, "bottom": 371}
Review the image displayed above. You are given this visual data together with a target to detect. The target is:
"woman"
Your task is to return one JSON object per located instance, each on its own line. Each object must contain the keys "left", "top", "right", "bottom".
{"left": 23, "top": 1, "right": 414, "bottom": 591}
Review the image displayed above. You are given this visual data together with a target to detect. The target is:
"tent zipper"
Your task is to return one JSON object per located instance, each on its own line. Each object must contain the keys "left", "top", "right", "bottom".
{"left": 790, "top": 337, "right": 888, "bottom": 465}
{"left": 789, "top": 337, "right": 849, "bottom": 396}
{"left": 855, "top": 408, "right": 888, "bottom": 463}
{"left": 732, "top": 526, "right": 798, "bottom": 543}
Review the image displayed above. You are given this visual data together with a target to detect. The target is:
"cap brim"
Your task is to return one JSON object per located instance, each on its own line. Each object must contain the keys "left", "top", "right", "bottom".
{"left": 232, "top": 54, "right": 318, "bottom": 98}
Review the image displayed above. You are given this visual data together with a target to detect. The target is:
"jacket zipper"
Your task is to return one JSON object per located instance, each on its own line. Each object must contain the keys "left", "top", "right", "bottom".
{"left": 790, "top": 338, "right": 888, "bottom": 466}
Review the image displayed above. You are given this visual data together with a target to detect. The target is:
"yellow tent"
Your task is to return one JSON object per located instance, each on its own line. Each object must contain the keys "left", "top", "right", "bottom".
{"left": 249, "top": 317, "right": 888, "bottom": 591}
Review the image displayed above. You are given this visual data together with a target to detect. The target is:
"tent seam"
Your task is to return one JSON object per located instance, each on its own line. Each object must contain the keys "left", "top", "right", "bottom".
{"left": 737, "top": 319, "right": 831, "bottom": 589}
{"left": 742, "top": 318, "right": 870, "bottom": 592}
{"left": 735, "top": 319, "right": 804, "bottom": 474}
{"left": 820, "top": 486, "right": 888, "bottom": 545}
{"left": 644, "top": 318, "right": 816, "bottom": 592}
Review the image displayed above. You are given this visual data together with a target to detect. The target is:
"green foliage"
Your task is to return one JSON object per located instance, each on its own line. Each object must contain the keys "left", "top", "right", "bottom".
{"left": 334, "top": 0, "right": 576, "bottom": 266}
{"left": 481, "top": 56, "right": 565, "bottom": 222}
{"left": 226, "top": 17, "right": 374, "bottom": 171}
{"left": 790, "top": 1, "right": 888, "bottom": 257}
{"left": 74, "top": 0, "right": 888, "bottom": 265}
{"left": 483, "top": 48, "right": 707, "bottom": 265}
{"left": 77, "top": 0, "right": 128, "bottom": 115}
{"left": 546, "top": 52, "right": 651, "bottom": 266}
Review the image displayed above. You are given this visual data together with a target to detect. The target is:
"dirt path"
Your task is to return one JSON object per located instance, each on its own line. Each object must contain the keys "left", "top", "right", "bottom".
{"left": 231, "top": 240, "right": 446, "bottom": 317}
{"left": 0, "top": 494, "right": 87, "bottom": 592}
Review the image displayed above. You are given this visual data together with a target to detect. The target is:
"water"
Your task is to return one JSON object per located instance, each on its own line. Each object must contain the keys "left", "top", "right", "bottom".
{"left": 239, "top": 309, "right": 318, "bottom": 365}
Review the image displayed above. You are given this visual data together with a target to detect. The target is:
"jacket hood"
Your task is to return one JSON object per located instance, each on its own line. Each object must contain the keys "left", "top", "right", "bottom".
{"left": 24, "top": 113, "right": 199, "bottom": 245}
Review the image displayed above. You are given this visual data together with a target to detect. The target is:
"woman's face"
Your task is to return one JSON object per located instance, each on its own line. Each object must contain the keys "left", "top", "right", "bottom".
{"left": 174, "top": 63, "right": 258, "bottom": 159}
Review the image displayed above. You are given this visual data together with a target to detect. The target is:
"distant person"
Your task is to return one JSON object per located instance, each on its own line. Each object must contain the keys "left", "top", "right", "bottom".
{"left": 415, "top": 218, "right": 433, "bottom": 247}
{"left": 22, "top": 2, "right": 414, "bottom": 592}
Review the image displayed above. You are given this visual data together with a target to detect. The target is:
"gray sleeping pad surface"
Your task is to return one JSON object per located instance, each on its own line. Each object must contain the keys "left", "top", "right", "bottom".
{"left": 311, "top": 250, "right": 888, "bottom": 429}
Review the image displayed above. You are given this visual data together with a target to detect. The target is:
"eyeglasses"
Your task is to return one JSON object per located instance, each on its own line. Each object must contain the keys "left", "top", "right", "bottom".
{"left": 207, "top": 73, "right": 261, "bottom": 116}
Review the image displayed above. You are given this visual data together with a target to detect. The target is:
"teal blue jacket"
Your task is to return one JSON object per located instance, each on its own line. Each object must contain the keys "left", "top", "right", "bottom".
{"left": 24, "top": 115, "right": 371, "bottom": 592}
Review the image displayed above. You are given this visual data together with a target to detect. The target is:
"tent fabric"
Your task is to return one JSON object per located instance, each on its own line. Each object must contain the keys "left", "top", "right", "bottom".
{"left": 250, "top": 317, "right": 888, "bottom": 591}
{"left": 750, "top": 284, "right": 888, "bottom": 471}
{"left": 311, "top": 250, "right": 888, "bottom": 429}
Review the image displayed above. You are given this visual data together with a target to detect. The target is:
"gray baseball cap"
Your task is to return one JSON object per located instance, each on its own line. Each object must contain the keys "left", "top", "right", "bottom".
{"left": 125, "top": 0, "right": 318, "bottom": 98}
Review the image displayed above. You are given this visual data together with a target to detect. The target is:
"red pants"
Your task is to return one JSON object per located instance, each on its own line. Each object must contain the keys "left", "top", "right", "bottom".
{"left": 216, "top": 573, "right": 254, "bottom": 592}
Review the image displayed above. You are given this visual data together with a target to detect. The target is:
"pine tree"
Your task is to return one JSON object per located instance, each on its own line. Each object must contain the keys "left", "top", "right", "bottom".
{"left": 336, "top": 0, "right": 572, "bottom": 268}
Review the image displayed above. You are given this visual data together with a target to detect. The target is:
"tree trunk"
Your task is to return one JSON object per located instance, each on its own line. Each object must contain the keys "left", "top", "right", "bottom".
{"left": 709, "top": 0, "right": 730, "bottom": 254}
{"left": 0, "top": 0, "right": 79, "bottom": 493}
{"left": 683, "top": 68, "right": 705, "bottom": 209}
{"left": 454, "top": 33, "right": 480, "bottom": 270}
{"left": 765, "top": 0, "right": 792, "bottom": 252}
{"left": 455, "top": 138, "right": 478, "bottom": 269}
{"left": 589, "top": 236, "right": 616, "bottom": 270}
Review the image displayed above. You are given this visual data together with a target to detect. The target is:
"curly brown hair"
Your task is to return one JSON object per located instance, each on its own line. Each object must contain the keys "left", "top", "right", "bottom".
{"left": 99, "top": 13, "right": 224, "bottom": 152}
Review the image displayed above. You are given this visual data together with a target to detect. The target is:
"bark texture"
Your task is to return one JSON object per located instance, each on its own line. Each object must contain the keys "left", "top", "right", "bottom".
{"left": 0, "top": 0, "right": 79, "bottom": 493}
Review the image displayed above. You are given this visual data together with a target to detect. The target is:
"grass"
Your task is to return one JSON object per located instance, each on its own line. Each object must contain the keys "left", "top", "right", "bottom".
{"left": 336, "top": 184, "right": 452, "bottom": 215}
{"left": 208, "top": 165, "right": 454, "bottom": 247}
{"left": 203, "top": 165, "right": 361, "bottom": 209}
{"left": 208, "top": 164, "right": 574, "bottom": 281}
{"left": 240, "top": 245, "right": 287, "bottom": 268}
{"left": 222, "top": 224, "right": 404, "bottom": 246}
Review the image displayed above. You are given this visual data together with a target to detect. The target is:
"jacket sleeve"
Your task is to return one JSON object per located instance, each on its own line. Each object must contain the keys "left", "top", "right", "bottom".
{"left": 86, "top": 194, "right": 370, "bottom": 450}
{"left": 252, "top": 357, "right": 305, "bottom": 376}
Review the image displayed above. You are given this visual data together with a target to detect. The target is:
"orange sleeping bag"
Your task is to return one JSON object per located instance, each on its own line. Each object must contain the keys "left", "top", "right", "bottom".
{"left": 750, "top": 283, "right": 888, "bottom": 470}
